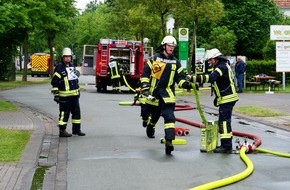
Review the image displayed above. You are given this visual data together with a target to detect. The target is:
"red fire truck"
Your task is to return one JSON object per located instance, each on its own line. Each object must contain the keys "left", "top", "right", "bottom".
{"left": 95, "top": 39, "right": 145, "bottom": 92}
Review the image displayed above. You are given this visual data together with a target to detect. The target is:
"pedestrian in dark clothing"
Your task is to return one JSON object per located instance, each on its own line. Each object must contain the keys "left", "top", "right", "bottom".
{"left": 235, "top": 56, "right": 246, "bottom": 93}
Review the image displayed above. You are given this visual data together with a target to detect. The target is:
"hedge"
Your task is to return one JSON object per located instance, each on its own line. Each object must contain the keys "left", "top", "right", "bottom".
{"left": 245, "top": 60, "right": 290, "bottom": 83}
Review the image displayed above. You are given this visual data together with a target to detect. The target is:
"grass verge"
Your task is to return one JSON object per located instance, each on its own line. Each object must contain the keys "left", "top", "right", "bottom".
{"left": 0, "top": 79, "right": 49, "bottom": 90}
{"left": 0, "top": 100, "right": 18, "bottom": 111}
{"left": 0, "top": 128, "right": 31, "bottom": 162}
{"left": 234, "top": 106, "right": 287, "bottom": 117}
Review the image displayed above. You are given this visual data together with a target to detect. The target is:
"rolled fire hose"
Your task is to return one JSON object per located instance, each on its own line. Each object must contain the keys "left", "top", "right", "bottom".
{"left": 189, "top": 146, "right": 254, "bottom": 190}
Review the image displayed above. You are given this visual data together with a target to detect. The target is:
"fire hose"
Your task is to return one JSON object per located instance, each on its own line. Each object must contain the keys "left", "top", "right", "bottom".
{"left": 122, "top": 75, "right": 136, "bottom": 92}
{"left": 189, "top": 146, "right": 253, "bottom": 190}
{"left": 187, "top": 83, "right": 290, "bottom": 189}
{"left": 118, "top": 85, "right": 290, "bottom": 189}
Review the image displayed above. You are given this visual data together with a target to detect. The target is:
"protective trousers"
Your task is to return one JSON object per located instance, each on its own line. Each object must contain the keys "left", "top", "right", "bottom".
{"left": 112, "top": 78, "right": 121, "bottom": 92}
{"left": 147, "top": 99, "right": 176, "bottom": 141}
{"left": 218, "top": 102, "right": 235, "bottom": 149}
{"left": 58, "top": 96, "right": 81, "bottom": 133}
{"left": 146, "top": 104, "right": 160, "bottom": 130}
{"left": 161, "top": 102, "right": 176, "bottom": 141}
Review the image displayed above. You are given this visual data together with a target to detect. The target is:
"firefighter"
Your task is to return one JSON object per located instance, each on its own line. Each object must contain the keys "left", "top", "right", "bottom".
{"left": 133, "top": 80, "right": 151, "bottom": 128}
{"left": 108, "top": 56, "right": 122, "bottom": 93}
{"left": 188, "top": 48, "right": 238, "bottom": 153}
{"left": 51, "top": 47, "right": 86, "bottom": 137}
{"left": 140, "top": 35, "right": 193, "bottom": 155}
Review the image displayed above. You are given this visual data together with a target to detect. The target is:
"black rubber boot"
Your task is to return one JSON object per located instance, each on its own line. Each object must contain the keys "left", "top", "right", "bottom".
{"left": 72, "top": 130, "right": 86, "bottom": 136}
{"left": 213, "top": 146, "right": 232, "bottom": 153}
{"left": 142, "top": 120, "right": 148, "bottom": 128}
{"left": 165, "top": 140, "right": 174, "bottom": 155}
{"left": 146, "top": 124, "right": 155, "bottom": 138}
{"left": 59, "top": 129, "right": 72, "bottom": 137}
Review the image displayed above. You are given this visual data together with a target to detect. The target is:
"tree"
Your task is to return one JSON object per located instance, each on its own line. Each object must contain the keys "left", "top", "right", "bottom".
{"left": 209, "top": 26, "right": 237, "bottom": 55}
{"left": 125, "top": 4, "right": 160, "bottom": 41}
{"left": 0, "top": 0, "right": 36, "bottom": 81}
{"left": 173, "top": 0, "right": 224, "bottom": 73}
{"left": 36, "top": 0, "right": 77, "bottom": 77}
{"left": 221, "top": 0, "right": 284, "bottom": 59}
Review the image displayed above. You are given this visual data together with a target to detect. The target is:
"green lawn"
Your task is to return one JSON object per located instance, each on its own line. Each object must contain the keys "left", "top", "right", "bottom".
{"left": 234, "top": 106, "right": 287, "bottom": 117}
{"left": 0, "top": 100, "right": 31, "bottom": 162}
{"left": 0, "top": 128, "right": 31, "bottom": 162}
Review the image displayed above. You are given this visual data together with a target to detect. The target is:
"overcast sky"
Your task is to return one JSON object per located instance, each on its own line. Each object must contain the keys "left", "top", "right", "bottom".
{"left": 75, "top": 0, "right": 92, "bottom": 10}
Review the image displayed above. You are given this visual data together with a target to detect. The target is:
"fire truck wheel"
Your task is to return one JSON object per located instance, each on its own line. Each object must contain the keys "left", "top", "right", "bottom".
{"left": 97, "top": 86, "right": 101, "bottom": 92}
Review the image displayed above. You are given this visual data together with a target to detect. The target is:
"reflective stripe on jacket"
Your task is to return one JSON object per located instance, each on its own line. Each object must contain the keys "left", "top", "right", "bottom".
{"left": 202, "top": 56, "right": 238, "bottom": 106}
{"left": 51, "top": 63, "right": 80, "bottom": 97}
{"left": 141, "top": 52, "right": 187, "bottom": 104}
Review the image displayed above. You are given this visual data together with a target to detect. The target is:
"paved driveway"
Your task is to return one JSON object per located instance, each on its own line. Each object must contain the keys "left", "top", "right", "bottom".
{"left": 1, "top": 75, "right": 290, "bottom": 190}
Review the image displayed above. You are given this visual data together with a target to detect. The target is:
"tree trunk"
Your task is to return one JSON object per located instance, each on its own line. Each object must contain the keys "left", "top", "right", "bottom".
{"left": 22, "top": 29, "right": 29, "bottom": 81}
{"left": 48, "top": 37, "right": 55, "bottom": 79}
{"left": 189, "top": 18, "right": 198, "bottom": 74}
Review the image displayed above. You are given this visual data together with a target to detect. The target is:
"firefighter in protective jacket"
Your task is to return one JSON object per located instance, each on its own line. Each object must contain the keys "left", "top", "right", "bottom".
{"left": 140, "top": 35, "right": 193, "bottom": 155}
{"left": 51, "top": 47, "right": 86, "bottom": 137}
{"left": 108, "top": 56, "right": 122, "bottom": 93}
{"left": 189, "top": 48, "right": 238, "bottom": 153}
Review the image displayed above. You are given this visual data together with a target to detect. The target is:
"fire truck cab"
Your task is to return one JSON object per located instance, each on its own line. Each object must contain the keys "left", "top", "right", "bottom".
{"left": 95, "top": 39, "right": 145, "bottom": 92}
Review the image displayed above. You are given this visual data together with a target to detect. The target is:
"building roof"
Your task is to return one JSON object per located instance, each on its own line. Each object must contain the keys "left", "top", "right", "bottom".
{"left": 275, "top": 0, "right": 290, "bottom": 8}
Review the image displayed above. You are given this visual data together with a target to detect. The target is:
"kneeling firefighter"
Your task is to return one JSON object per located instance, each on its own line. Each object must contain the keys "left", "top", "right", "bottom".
{"left": 51, "top": 47, "right": 86, "bottom": 137}
{"left": 140, "top": 35, "right": 194, "bottom": 155}
{"left": 188, "top": 48, "right": 238, "bottom": 153}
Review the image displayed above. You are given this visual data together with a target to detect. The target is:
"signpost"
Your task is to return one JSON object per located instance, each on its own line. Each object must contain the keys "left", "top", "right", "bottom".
{"left": 270, "top": 25, "right": 290, "bottom": 90}
{"left": 178, "top": 28, "right": 189, "bottom": 71}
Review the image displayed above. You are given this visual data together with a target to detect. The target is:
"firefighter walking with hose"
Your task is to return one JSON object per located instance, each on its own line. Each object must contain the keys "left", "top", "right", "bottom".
{"left": 188, "top": 48, "right": 238, "bottom": 153}
{"left": 140, "top": 36, "right": 194, "bottom": 155}
{"left": 51, "top": 47, "right": 86, "bottom": 137}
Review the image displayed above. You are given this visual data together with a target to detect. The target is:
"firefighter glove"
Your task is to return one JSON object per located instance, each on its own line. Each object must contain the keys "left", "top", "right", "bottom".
{"left": 182, "top": 81, "right": 193, "bottom": 90}
{"left": 51, "top": 89, "right": 59, "bottom": 95}
{"left": 54, "top": 95, "right": 60, "bottom": 104}
{"left": 186, "top": 75, "right": 198, "bottom": 83}
{"left": 141, "top": 83, "right": 150, "bottom": 97}
{"left": 133, "top": 94, "right": 139, "bottom": 102}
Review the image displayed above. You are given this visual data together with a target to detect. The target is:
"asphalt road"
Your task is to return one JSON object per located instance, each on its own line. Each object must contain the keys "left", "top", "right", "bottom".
{"left": 1, "top": 75, "right": 290, "bottom": 190}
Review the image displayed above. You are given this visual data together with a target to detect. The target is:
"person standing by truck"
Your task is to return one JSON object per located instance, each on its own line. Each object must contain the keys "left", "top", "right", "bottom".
{"left": 108, "top": 56, "right": 122, "bottom": 93}
{"left": 140, "top": 35, "right": 194, "bottom": 155}
{"left": 51, "top": 47, "right": 86, "bottom": 137}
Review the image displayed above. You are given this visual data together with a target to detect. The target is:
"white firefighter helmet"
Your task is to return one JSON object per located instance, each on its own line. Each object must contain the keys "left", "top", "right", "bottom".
{"left": 205, "top": 48, "right": 222, "bottom": 60}
{"left": 109, "top": 56, "right": 115, "bottom": 61}
{"left": 161, "top": 36, "right": 177, "bottom": 46}
{"left": 62, "top": 47, "right": 73, "bottom": 56}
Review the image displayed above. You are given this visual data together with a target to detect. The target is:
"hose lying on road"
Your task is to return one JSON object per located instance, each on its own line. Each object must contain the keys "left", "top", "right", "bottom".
{"left": 255, "top": 147, "right": 290, "bottom": 158}
{"left": 119, "top": 94, "right": 290, "bottom": 189}
{"left": 189, "top": 146, "right": 254, "bottom": 190}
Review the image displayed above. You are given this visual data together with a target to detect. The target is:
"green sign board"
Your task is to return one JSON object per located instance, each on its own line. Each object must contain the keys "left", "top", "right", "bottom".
{"left": 178, "top": 28, "right": 189, "bottom": 71}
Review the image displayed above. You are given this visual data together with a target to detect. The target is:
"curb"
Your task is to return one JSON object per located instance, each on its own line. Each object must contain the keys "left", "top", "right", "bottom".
{"left": 0, "top": 105, "right": 67, "bottom": 190}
